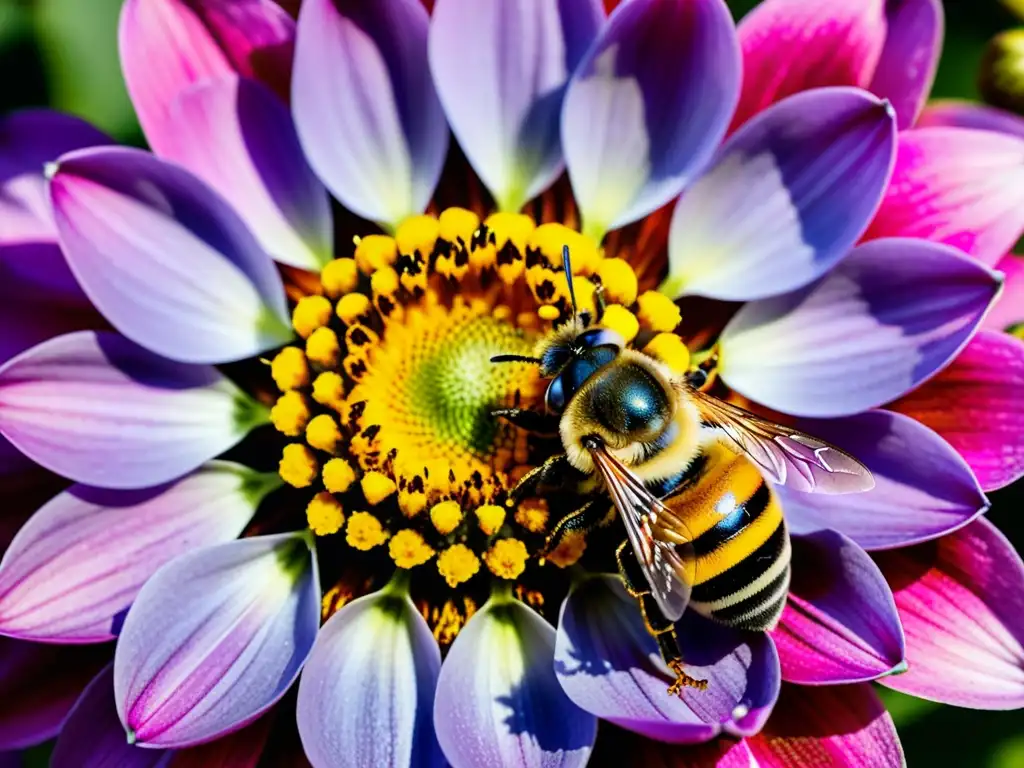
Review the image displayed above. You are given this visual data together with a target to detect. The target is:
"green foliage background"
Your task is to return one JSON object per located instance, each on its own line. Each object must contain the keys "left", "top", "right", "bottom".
{"left": 0, "top": 0, "right": 1021, "bottom": 766}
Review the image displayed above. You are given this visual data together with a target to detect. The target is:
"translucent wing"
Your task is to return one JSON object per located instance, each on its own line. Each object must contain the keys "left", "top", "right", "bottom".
{"left": 588, "top": 445, "right": 695, "bottom": 621}
{"left": 686, "top": 386, "right": 874, "bottom": 495}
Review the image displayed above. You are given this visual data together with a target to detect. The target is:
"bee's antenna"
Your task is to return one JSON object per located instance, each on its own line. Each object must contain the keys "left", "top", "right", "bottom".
{"left": 562, "top": 244, "right": 578, "bottom": 319}
{"left": 491, "top": 354, "right": 542, "bottom": 365}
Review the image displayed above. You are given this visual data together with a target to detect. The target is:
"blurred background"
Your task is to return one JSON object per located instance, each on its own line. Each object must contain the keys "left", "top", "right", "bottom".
{"left": 0, "top": 0, "right": 1022, "bottom": 765}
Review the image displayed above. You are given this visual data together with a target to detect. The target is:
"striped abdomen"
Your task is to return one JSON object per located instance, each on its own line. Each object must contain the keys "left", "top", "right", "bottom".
{"left": 664, "top": 442, "right": 790, "bottom": 632}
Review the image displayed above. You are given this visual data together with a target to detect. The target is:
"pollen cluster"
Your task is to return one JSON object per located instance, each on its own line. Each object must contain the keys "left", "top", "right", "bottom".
{"left": 269, "top": 208, "right": 679, "bottom": 629}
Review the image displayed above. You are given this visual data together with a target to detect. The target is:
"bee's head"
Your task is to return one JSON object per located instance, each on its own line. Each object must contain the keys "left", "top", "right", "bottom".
{"left": 540, "top": 326, "right": 624, "bottom": 413}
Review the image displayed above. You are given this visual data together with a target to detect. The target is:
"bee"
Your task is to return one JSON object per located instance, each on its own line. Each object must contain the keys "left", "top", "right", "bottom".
{"left": 492, "top": 246, "right": 874, "bottom": 695}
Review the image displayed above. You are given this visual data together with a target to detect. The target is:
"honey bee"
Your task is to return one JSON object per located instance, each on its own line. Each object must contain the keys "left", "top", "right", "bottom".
{"left": 493, "top": 247, "right": 874, "bottom": 695}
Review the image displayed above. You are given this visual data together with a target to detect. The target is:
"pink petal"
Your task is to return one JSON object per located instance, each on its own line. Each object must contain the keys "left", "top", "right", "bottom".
{"left": 892, "top": 330, "right": 1024, "bottom": 492}
{"left": 119, "top": 0, "right": 295, "bottom": 155}
{"left": 863, "top": 127, "right": 1024, "bottom": 267}
{"left": 917, "top": 99, "right": 1024, "bottom": 139}
{"left": 874, "top": 518, "right": 1024, "bottom": 709}
{"left": 731, "top": 0, "right": 886, "bottom": 132}
{"left": 984, "top": 254, "right": 1024, "bottom": 333}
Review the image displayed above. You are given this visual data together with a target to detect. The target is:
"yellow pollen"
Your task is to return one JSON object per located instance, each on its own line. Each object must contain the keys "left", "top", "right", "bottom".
{"left": 515, "top": 498, "right": 549, "bottom": 533}
{"left": 389, "top": 529, "right": 435, "bottom": 568}
{"left": 306, "top": 413, "right": 342, "bottom": 454}
{"left": 271, "top": 347, "right": 310, "bottom": 391}
{"left": 546, "top": 530, "right": 587, "bottom": 568}
{"left": 439, "top": 207, "right": 480, "bottom": 245}
{"left": 644, "top": 333, "right": 691, "bottom": 374}
{"left": 437, "top": 544, "right": 480, "bottom": 587}
{"left": 430, "top": 500, "right": 463, "bottom": 535}
{"left": 354, "top": 234, "right": 398, "bottom": 274}
{"left": 346, "top": 511, "right": 388, "bottom": 551}
{"left": 312, "top": 371, "right": 346, "bottom": 410}
{"left": 279, "top": 444, "right": 318, "bottom": 488}
{"left": 370, "top": 267, "right": 400, "bottom": 298}
{"left": 306, "top": 492, "right": 345, "bottom": 536}
{"left": 476, "top": 212, "right": 534, "bottom": 279}
{"left": 399, "top": 490, "right": 428, "bottom": 518}
{"left": 323, "top": 457, "right": 357, "bottom": 494}
{"left": 537, "top": 305, "right": 560, "bottom": 321}
{"left": 320, "top": 257, "right": 359, "bottom": 299}
{"left": 306, "top": 327, "right": 340, "bottom": 369}
{"left": 597, "top": 258, "right": 639, "bottom": 305}
{"left": 475, "top": 504, "right": 506, "bottom": 536}
{"left": 336, "top": 293, "right": 373, "bottom": 325}
{"left": 270, "top": 391, "right": 310, "bottom": 437}
{"left": 292, "top": 295, "right": 333, "bottom": 339}
{"left": 528, "top": 224, "right": 600, "bottom": 275}
{"left": 361, "top": 471, "right": 397, "bottom": 505}
{"left": 600, "top": 304, "right": 639, "bottom": 343}
{"left": 484, "top": 538, "right": 529, "bottom": 580}
{"left": 396, "top": 214, "right": 441, "bottom": 260}
{"left": 637, "top": 291, "right": 682, "bottom": 333}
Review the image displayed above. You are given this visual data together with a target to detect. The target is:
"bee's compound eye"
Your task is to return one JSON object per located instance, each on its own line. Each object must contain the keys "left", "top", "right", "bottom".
{"left": 578, "top": 328, "right": 624, "bottom": 350}
{"left": 545, "top": 376, "right": 566, "bottom": 413}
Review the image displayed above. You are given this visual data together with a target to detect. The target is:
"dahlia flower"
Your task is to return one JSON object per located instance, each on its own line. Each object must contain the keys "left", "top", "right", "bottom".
{"left": 0, "top": 0, "right": 1022, "bottom": 766}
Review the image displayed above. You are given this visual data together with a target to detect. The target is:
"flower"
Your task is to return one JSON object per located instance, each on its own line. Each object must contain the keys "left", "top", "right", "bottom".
{"left": 0, "top": 0, "right": 1023, "bottom": 765}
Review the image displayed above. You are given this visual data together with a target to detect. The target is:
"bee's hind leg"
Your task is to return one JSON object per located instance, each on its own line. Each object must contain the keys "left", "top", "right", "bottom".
{"left": 541, "top": 497, "right": 612, "bottom": 556}
{"left": 505, "top": 453, "right": 572, "bottom": 506}
{"left": 616, "top": 541, "right": 708, "bottom": 696}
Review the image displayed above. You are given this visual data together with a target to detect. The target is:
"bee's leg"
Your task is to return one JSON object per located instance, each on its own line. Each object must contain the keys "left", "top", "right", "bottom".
{"left": 541, "top": 497, "right": 612, "bottom": 556}
{"left": 492, "top": 408, "right": 560, "bottom": 437}
{"left": 616, "top": 541, "right": 708, "bottom": 695}
{"left": 506, "top": 453, "right": 571, "bottom": 505}
{"left": 593, "top": 284, "right": 607, "bottom": 323}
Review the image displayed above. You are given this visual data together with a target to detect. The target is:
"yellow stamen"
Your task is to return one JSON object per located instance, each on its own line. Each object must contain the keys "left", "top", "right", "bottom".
{"left": 389, "top": 529, "right": 435, "bottom": 568}
{"left": 430, "top": 500, "right": 463, "bottom": 535}
{"left": 644, "top": 333, "right": 691, "bottom": 374}
{"left": 354, "top": 234, "right": 398, "bottom": 274}
{"left": 306, "top": 327, "right": 340, "bottom": 369}
{"left": 269, "top": 391, "right": 310, "bottom": 437}
{"left": 476, "top": 212, "right": 534, "bottom": 280}
{"left": 279, "top": 444, "right": 318, "bottom": 488}
{"left": 597, "top": 258, "right": 639, "bottom": 306}
{"left": 528, "top": 223, "right": 600, "bottom": 275}
{"left": 346, "top": 511, "right": 388, "bottom": 551}
{"left": 336, "top": 293, "right": 373, "bottom": 325}
{"left": 637, "top": 291, "right": 682, "bottom": 333}
{"left": 396, "top": 214, "right": 440, "bottom": 260}
{"left": 515, "top": 498, "right": 549, "bottom": 533}
{"left": 475, "top": 504, "right": 506, "bottom": 536}
{"left": 323, "top": 457, "right": 357, "bottom": 494}
{"left": 306, "top": 492, "right": 345, "bottom": 536}
{"left": 537, "top": 304, "right": 560, "bottom": 322}
{"left": 399, "top": 490, "right": 428, "bottom": 518}
{"left": 320, "top": 258, "right": 359, "bottom": 299}
{"left": 306, "top": 414, "right": 342, "bottom": 454}
{"left": 312, "top": 371, "right": 346, "bottom": 410}
{"left": 484, "top": 538, "right": 529, "bottom": 580}
{"left": 292, "top": 295, "right": 333, "bottom": 339}
{"left": 600, "top": 304, "right": 639, "bottom": 343}
{"left": 437, "top": 544, "right": 480, "bottom": 587}
{"left": 271, "top": 347, "right": 310, "bottom": 391}
{"left": 361, "top": 471, "right": 397, "bottom": 505}
{"left": 439, "top": 207, "right": 480, "bottom": 245}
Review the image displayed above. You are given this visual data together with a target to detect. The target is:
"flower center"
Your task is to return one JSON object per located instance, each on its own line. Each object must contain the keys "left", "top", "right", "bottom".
{"left": 267, "top": 207, "right": 677, "bottom": 642}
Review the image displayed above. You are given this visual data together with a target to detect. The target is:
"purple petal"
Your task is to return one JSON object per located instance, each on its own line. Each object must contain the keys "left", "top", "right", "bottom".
{"left": 747, "top": 683, "right": 904, "bottom": 767}
{"left": 719, "top": 238, "right": 1002, "bottom": 417}
{"left": 428, "top": 0, "right": 603, "bottom": 212}
{"left": 779, "top": 411, "right": 988, "bottom": 550}
{"left": 561, "top": 0, "right": 740, "bottom": 236}
{"left": 554, "top": 575, "right": 779, "bottom": 743}
{"left": 292, "top": 0, "right": 448, "bottom": 229}
{"left": 52, "top": 665, "right": 173, "bottom": 768}
{"left": 434, "top": 595, "right": 597, "bottom": 768}
{"left": 0, "top": 637, "right": 109, "bottom": 750}
{"left": 0, "top": 462, "right": 276, "bottom": 643}
{"left": 119, "top": 0, "right": 295, "bottom": 156}
{"left": 663, "top": 88, "right": 896, "bottom": 300}
{"left": 863, "top": 127, "right": 1024, "bottom": 267}
{"left": 875, "top": 518, "right": 1024, "bottom": 709}
{"left": 49, "top": 147, "right": 290, "bottom": 364}
{"left": 0, "top": 331, "right": 260, "bottom": 490}
{"left": 0, "top": 110, "right": 112, "bottom": 244}
{"left": 917, "top": 99, "right": 1024, "bottom": 139}
{"left": 160, "top": 76, "right": 333, "bottom": 270}
{"left": 114, "top": 533, "right": 320, "bottom": 747}
{"left": 296, "top": 586, "right": 444, "bottom": 768}
{"left": 771, "top": 530, "right": 905, "bottom": 685}
{"left": 868, "top": 0, "right": 943, "bottom": 129}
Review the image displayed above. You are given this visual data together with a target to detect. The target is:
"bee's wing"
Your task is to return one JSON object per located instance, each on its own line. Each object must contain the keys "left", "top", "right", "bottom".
{"left": 685, "top": 386, "right": 874, "bottom": 495}
{"left": 588, "top": 445, "right": 695, "bottom": 622}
